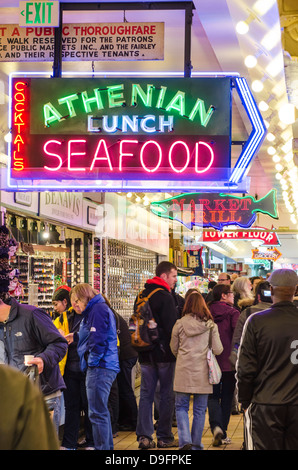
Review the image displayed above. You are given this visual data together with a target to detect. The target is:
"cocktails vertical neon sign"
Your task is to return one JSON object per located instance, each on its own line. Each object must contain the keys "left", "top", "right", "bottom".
{"left": 12, "top": 80, "right": 29, "bottom": 172}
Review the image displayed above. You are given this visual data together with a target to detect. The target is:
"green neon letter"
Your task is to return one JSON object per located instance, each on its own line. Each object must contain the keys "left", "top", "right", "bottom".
{"left": 81, "top": 89, "right": 104, "bottom": 113}
{"left": 26, "top": 2, "right": 34, "bottom": 24}
{"left": 156, "top": 86, "right": 167, "bottom": 109}
{"left": 107, "top": 84, "right": 125, "bottom": 108}
{"left": 58, "top": 93, "right": 79, "bottom": 118}
{"left": 188, "top": 99, "right": 215, "bottom": 126}
{"left": 165, "top": 91, "right": 185, "bottom": 116}
{"left": 43, "top": 102, "right": 63, "bottom": 126}
{"left": 131, "top": 84, "right": 153, "bottom": 107}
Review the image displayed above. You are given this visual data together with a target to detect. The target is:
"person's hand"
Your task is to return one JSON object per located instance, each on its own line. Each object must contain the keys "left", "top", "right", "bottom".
{"left": 27, "top": 357, "right": 44, "bottom": 374}
{"left": 65, "top": 333, "right": 74, "bottom": 344}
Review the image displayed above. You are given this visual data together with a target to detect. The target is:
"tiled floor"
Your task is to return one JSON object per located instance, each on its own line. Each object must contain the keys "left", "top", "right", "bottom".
{"left": 114, "top": 386, "right": 244, "bottom": 451}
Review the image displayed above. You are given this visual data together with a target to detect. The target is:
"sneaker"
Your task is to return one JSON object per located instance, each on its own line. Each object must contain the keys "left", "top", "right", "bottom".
{"left": 138, "top": 437, "right": 156, "bottom": 449}
{"left": 212, "top": 426, "right": 224, "bottom": 447}
{"left": 60, "top": 446, "right": 76, "bottom": 450}
{"left": 157, "top": 438, "right": 179, "bottom": 448}
{"left": 222, "top": 437, "right": 231, "bottom": 445}
{"left": 179, "top": 443, "right": 192, "bottom": 450}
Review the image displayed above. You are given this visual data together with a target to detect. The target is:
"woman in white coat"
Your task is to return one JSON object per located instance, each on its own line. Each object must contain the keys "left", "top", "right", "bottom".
{"left": 170, "top": 291, "right": 223, "bottom": 450}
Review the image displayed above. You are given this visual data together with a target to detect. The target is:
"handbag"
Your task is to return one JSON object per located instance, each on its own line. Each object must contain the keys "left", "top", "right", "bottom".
{"left": 207, "top": 329, "right": 222, "bottom": 385}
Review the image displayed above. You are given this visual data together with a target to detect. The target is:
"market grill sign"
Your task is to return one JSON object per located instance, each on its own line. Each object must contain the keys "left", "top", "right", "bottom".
{"left": 8, "top": 74, "right": 266, "bottom": 191}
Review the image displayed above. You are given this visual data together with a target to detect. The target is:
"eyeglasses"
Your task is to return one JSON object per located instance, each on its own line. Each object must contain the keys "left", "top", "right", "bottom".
{"left": 218, "top": 278, "right": 229, "bottom": 282}
{"left": 226, "top": 291, "right": 234, "bottom": 295}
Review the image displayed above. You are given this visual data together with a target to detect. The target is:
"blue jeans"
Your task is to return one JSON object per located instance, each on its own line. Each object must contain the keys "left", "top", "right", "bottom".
{"left": 45, "top": 394, "right": 62, "bottom": 435}
{"left": 175, "top": 392, "right": 208, "bottom": 450}
{"left": 136, "top": 362, "right": 175, "bottom": 443}
{"left": 86, "top": 367, "right": 118, "bottom": 450}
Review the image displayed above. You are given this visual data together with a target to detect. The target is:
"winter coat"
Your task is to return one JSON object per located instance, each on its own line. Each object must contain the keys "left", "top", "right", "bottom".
{"left": 209, "top": 301, "right": 240, "bottom": 372}
{"left": 135, "top": 277, "right": 178, "bottom": 364}
{"left": 170, "top": 315, "right": 223, "bottom": 394}
{"left": 0, "top": 298, "right": 68, "bottom": 396}
{"left": 77, "top": 294, "right": 120, "bottom": 374}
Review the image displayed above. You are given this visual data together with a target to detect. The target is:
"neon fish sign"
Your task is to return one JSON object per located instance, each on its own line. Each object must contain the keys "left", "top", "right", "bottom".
{"left": 150, "top": 190, "right": 279, "bottom": 230}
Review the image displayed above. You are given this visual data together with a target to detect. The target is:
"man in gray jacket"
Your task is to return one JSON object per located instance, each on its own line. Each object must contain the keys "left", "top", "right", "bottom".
{"left": 236, "top": 269, "right": 298, "bottom": 450}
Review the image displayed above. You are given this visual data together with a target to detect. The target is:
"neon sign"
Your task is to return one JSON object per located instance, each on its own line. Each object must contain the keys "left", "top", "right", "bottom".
{"left": 150, "top": 190, "right": 279, "bottom": 230}
{"left": 8, "top": 73, "right": 266, "bottom": 191}
{"left": 203, "top": 227, "right": 280, "bottom": 246}
{"left": 252, "top": 247, "right": 282, "bottom": 261}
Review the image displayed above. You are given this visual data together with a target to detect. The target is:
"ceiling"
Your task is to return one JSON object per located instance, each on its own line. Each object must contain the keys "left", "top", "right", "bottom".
{"left": 1, "top": 0, "right": 298, "bottom": 265}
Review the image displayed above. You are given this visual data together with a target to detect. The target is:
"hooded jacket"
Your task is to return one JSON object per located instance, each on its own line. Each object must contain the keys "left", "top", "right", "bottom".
{"left": 135, "top": 276, "right": 178, "bottom": 364}
{"left": 209, "top": 301, "right": 240, "bottom": 372}
{"left": 0, "top": 298, "right": 67, "bottom": 396}
{"left": 77, "top": 294, "right": 120, "bottom": 374}
{"left": 170, "top": 315, "right": 223, "bottom": 394}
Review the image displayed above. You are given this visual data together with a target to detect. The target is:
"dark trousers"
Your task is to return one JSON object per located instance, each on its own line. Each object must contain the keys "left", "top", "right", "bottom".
{"left": 117, "top": 357, "right": 138, "bottom": 429}
{"left": 208, "top": 370, "right": 236, "bottom": 438}
{"left": 245, "top": 403, "right": 298, "bottom": 450}
{"left": 62, "top": 368, "right": 93, "bottom": 448}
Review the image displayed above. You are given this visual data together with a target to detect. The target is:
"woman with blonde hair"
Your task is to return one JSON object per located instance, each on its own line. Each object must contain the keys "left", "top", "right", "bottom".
{"left": 170, "top": 291, "right": 223, "bottom": 450}
{"left": 231, "top": 276, "right": 254, "bottom": 311}
{"left": 67, "top": 283, "right": 120, "bottom": 450}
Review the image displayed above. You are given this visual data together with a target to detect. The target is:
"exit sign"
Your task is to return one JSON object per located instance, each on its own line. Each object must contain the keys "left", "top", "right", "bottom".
{"left": 19, "top": 1, "right": 60, "bottom": 27}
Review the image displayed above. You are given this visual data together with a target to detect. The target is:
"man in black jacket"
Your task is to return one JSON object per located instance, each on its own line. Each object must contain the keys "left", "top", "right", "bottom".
{"left": 136, "top": 261, "right": 178, "bottom": 449}
{"left": 236, "top": 268, "right": 298, "bottom": 450}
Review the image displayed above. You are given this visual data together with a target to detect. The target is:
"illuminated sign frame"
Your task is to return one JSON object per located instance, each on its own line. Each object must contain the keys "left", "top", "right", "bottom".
{"left": 7, "top": 71, "right": 266, "bottom": 192}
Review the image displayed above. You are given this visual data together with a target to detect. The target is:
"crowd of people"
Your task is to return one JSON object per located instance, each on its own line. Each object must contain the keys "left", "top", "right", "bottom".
{"left": 1, "top": 224, "right": 298, "bottom": 452}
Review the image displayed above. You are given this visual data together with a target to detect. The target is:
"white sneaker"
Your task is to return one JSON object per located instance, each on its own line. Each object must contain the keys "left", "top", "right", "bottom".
{"left": 222, "top": 437, "right": 231, "bottom": 445}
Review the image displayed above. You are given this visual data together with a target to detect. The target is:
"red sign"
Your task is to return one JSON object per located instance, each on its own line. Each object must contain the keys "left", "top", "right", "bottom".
{"left": 203, "top": 227, "right": 280, "bottom": 246}
{"left": 252, "top": 247, "right": 282, "bottom": 261}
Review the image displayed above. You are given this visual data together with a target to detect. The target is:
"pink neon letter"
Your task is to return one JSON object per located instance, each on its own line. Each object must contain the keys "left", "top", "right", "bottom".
{"left": 44, "top": 140, "right": 63, "bottom": 171}
{"left": 119, "top": 140, "right": 138, "bottom": 171}
{"left": 140, "top": 140, "right": 162, "bottom": 173}
{"left": 68, "top": 140, "right": 86, "bottom": 172}
{"left": 90, "top": 139, "right": 113, "bottom": 171}
{"left": 195, "top": 141, "right": 214, "bottom": 173}
{"left": 169, "top": 141, "right": 190, "bottom": 173}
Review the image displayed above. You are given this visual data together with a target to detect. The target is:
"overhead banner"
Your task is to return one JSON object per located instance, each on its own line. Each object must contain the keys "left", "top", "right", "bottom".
{"left": 203, "top": 226, "right": 280, "bottom": 245}
{"left": 252, "top": 247, "right": 282, "bottom": 261}
{"left": 0, "top": 23, "right": 164, "bottom": 61}
{"left": 150, "top": 190, "right": 279, "bottom": 230}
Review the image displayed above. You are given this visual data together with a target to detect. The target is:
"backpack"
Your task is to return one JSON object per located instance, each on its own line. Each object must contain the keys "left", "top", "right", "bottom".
{"left": 129, "top": 288, "right": 163, "bottom": 351}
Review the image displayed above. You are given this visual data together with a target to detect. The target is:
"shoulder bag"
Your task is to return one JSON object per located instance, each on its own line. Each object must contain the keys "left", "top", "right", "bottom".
{"left": 207, "top": 328, "right": 222, "bottom": 385}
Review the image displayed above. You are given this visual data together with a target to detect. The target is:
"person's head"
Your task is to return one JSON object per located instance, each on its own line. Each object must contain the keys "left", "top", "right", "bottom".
{"left": 208, "top": 281, "right": 217, "bottom": 291}
{"left": 231, "top": 276, "right": 253, "bottom": 299}
{"left": 212, "top": 284, "right": 234, "bottom": 305}
{"left": 253, "top": 281, "right": 272, "bottom": 305}
{"left": 182, "top": 291, "right": 213, "bottom": 321}
{"left": 184, "top": 287, "right": 200, "bottom": 302}
{"left": 52, "top": 286, "right": 71, "bottom": 314}
{"left": 155, "top": 261, "right": 178, "bottom": 289}
{"left": 217, "top": 273, "right": 231, "bottom": 285}
{"left": 267, "top": 269, "right": 298, "bottom": 303}
{"left": 250, "top": 276, "right": 262, "bottom": 293}
{"left": 70, "top": 283, "right": 98, "bottom": 314}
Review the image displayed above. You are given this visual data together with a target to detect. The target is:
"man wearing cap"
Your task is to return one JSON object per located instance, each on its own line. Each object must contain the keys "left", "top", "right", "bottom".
{"left": 236, "top": 268, "right": 298, "bottom": 450}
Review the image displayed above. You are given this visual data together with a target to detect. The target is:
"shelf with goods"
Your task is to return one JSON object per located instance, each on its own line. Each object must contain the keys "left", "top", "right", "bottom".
{"left": 93, "top": 237, "right": 157, "bottom": 324}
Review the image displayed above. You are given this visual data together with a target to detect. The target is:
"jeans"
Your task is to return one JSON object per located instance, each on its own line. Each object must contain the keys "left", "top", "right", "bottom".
{"left": 86, "top": 367, "right": 118, "bottom": 450}
{"left": 136, "top": 362, "right": 175, "bottom": 442}
{"left": 45, "top": 394, "right": 61, "bottom": 435}
{"left": 175, "top": 392, "right": 208, "bottom": 450}
{"left": 208, "top": 370, "right": 236, "bottom": 438}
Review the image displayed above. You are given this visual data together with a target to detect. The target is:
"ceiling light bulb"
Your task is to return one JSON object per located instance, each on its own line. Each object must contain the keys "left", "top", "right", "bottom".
{"left": 244, "top": 55, "right": 258, "bottom": 68}
{"left": 259, "top": 101, "right": 269, "bottom": 111}
{"left": 275, "top": 163, "right": 283, "bottom": 172}
{"left": 127, "top": 192, "right": 132, "bottom": 198}
{"left": 267, "top": 146, "right": 276, "bottom": 155}
{"left": 272, "top": 155, "right": 280, "bottom": 162}
{"left": 236, "top": 21, "right": 250, "bottom": 35}
{"left": 266, "top": 133, "right": 275, "bottom": 142}
{"left": 278, "top": 103, "right": 296, "bottom": 125}
{"left": 252, "top": 79, "right": 264, "bottom": 92}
